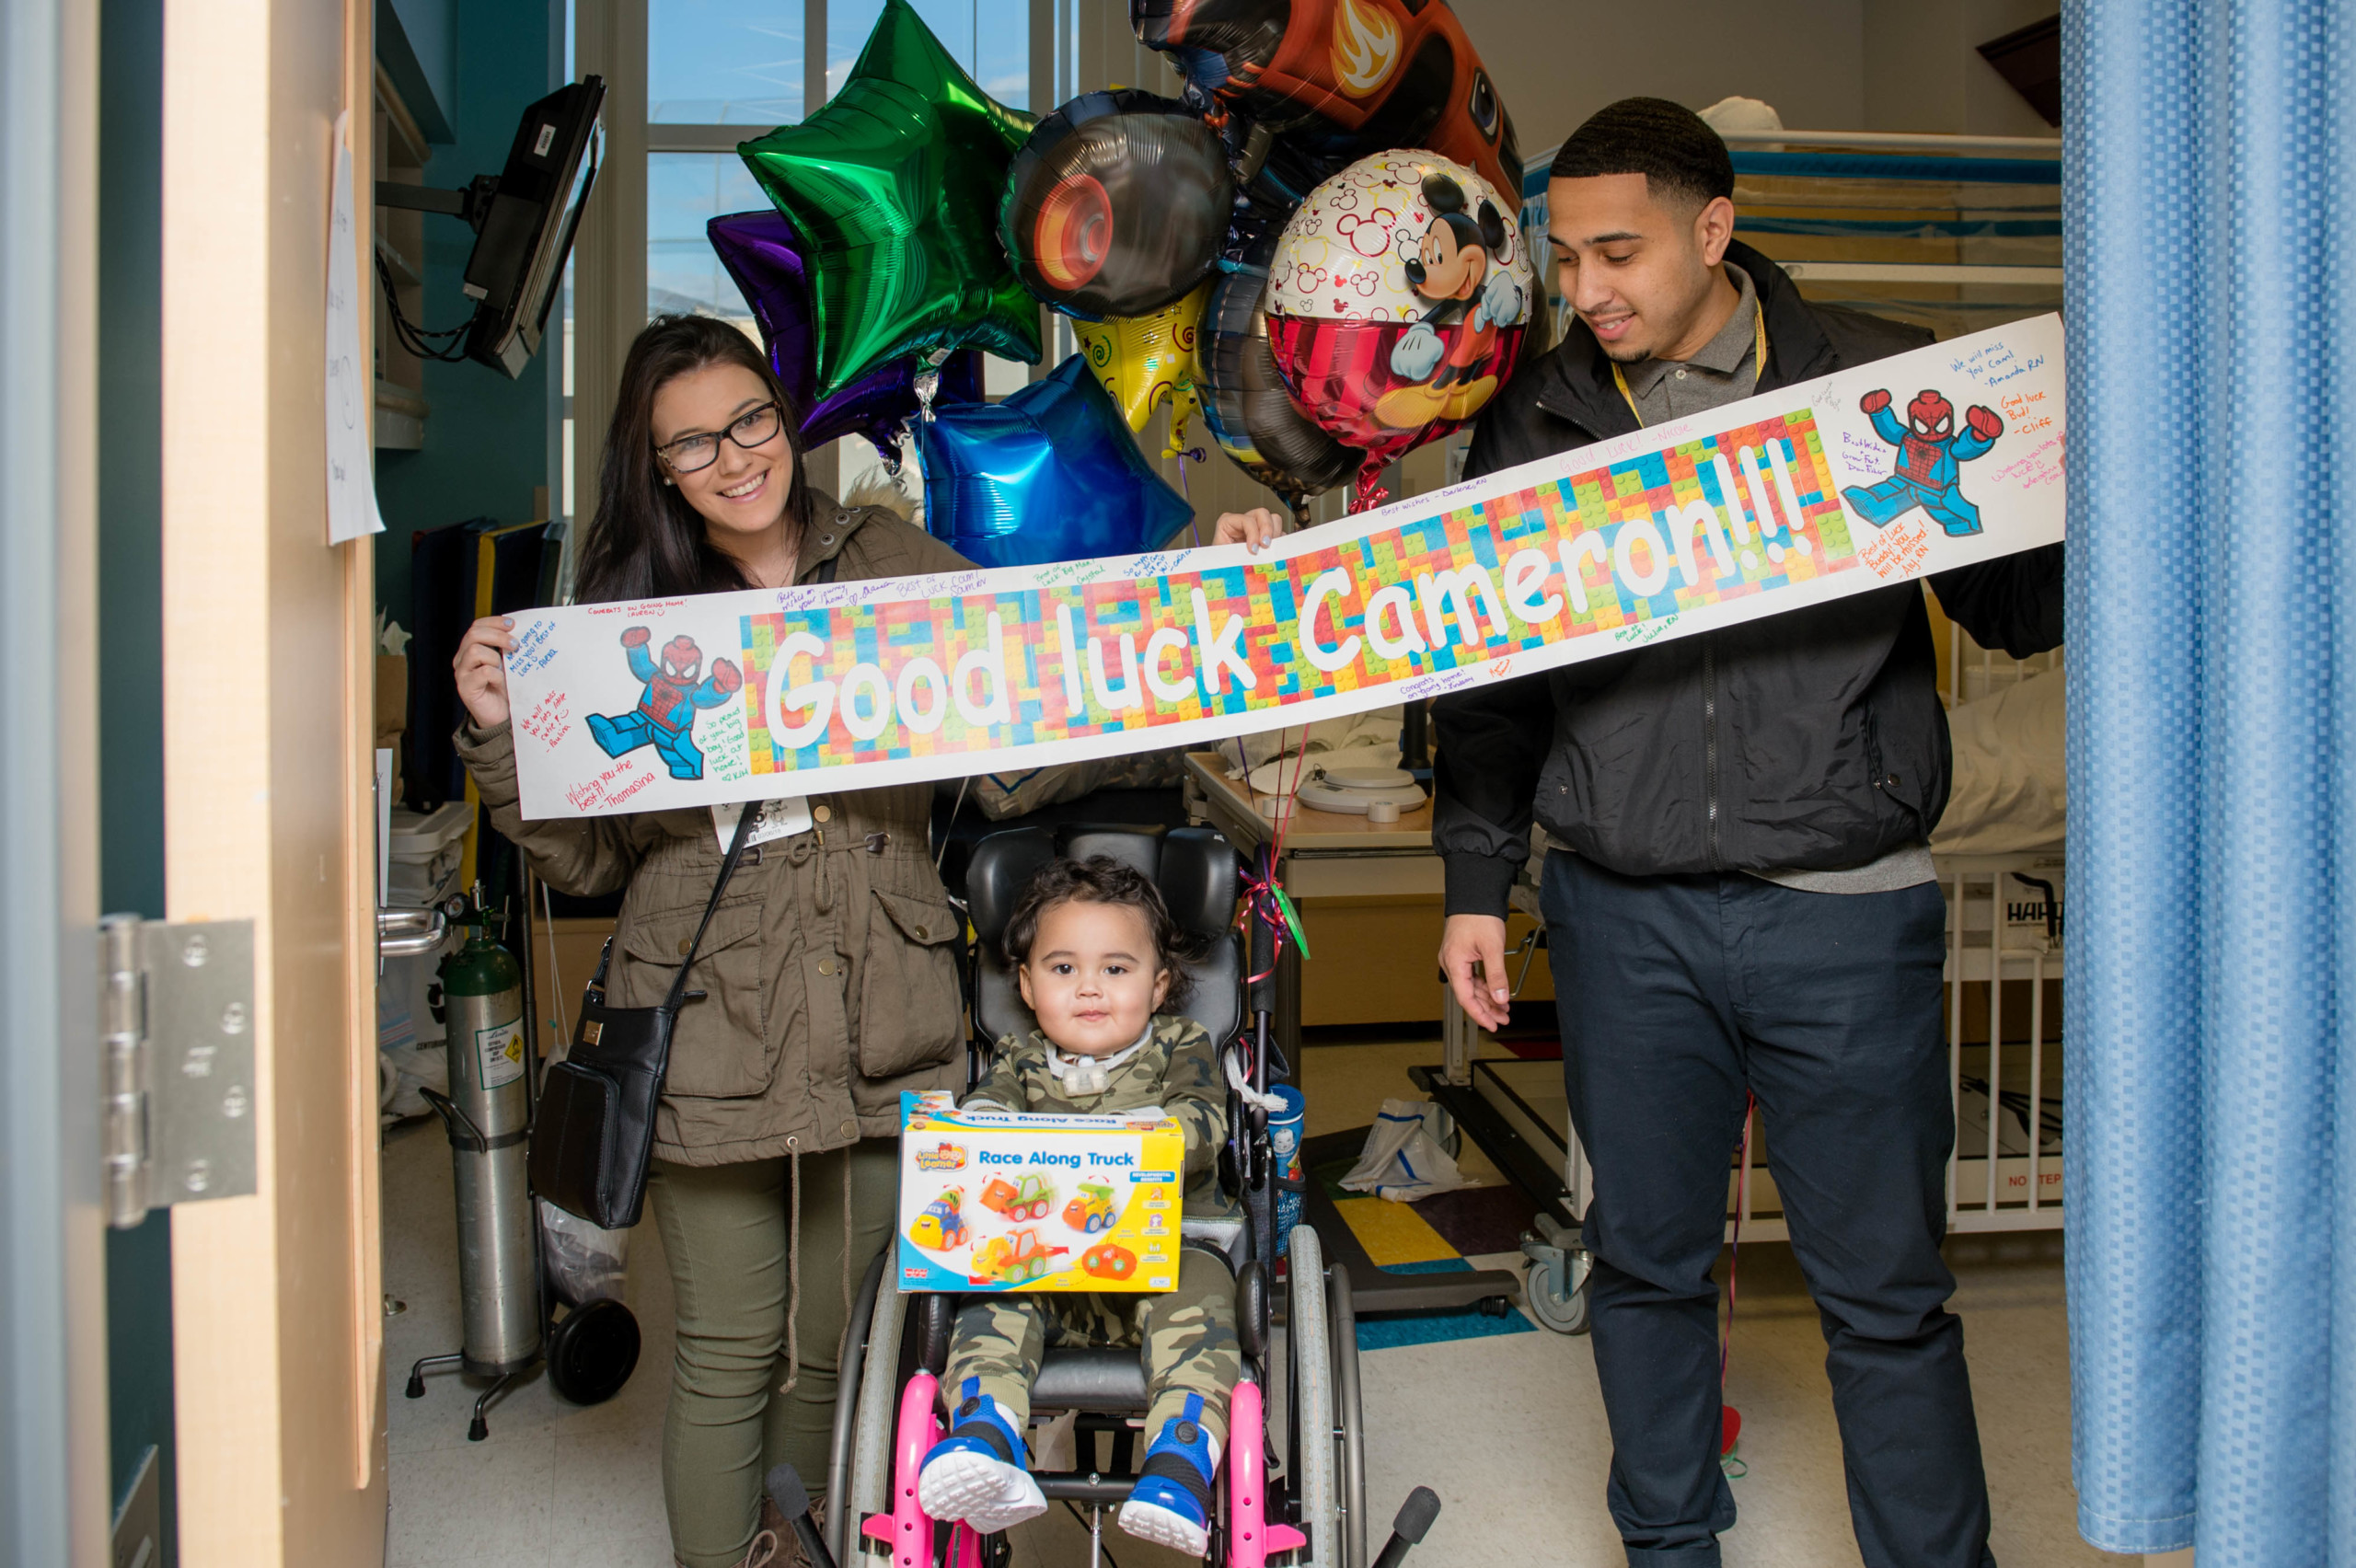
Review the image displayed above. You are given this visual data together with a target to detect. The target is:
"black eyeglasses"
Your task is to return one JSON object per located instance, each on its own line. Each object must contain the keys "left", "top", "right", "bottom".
{"left": 655, "top": 402, "right": 785, "bottom": 473}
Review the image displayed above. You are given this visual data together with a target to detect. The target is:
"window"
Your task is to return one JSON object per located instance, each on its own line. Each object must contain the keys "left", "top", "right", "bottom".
{"left": 826, "top": 0, "right": 1027, "bottom": 110}
{"left": 648, "top": 153, "right": 769, "bottom": 319}
{"left": 650, "top": 0, "right": 806, "bottom": 123}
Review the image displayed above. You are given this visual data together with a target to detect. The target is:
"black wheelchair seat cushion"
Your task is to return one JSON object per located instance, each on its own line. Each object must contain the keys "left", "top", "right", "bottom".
{"left": 1031, "top": 1345, "right": 1151, "bottom": 1412}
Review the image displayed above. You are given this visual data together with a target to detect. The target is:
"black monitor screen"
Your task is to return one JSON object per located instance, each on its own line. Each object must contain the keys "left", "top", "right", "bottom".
{"left": 462, "top": 76, "right": 605, "bottom": 379}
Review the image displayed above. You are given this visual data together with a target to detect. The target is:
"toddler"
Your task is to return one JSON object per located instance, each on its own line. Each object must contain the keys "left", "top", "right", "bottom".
{"left": 916, "top": 855, "right": 1241, "bottom": 1556}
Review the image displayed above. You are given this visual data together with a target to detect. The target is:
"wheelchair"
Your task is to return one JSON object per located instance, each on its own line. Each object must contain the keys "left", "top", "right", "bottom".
{"left": 824, "top": 824, "right": 1386, "bottom": 1568}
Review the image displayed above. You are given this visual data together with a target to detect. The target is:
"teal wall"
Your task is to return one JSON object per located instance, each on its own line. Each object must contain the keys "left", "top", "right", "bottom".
{"left": 373, "top": 0, "right": 561, "bottom": 625}
{"left": 98, "top": 0, "right": 176, "bottom": 1557}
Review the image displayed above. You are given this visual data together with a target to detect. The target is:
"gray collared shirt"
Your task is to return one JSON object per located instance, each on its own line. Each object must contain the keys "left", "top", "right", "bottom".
{"left": 1594, "top": 264, "right": 1935, "bottom": 895}
{"left": 1618, "top": 265, "right": 1762, "bottom": 426}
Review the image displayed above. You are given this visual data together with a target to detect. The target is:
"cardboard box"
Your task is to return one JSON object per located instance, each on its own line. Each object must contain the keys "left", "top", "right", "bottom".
{"left": 896, "top": 1091, "right": 1184, "bottom": 1294}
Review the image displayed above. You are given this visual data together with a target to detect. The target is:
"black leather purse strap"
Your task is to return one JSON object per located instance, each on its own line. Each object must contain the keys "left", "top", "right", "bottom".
{"left": 663, "top": 803, "right": 758, "bottom": 1010}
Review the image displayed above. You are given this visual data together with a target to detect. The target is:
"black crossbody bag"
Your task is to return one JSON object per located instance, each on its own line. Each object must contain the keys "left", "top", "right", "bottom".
{"left": 529, "top": 805, "right": 756, "bottom": 1228}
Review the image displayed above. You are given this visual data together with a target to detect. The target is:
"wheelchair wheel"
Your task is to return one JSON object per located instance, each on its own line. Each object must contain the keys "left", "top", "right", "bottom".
{"left": 826, "top": 1251, "right": 890, "bottom": 1564}
{"left": 1287, "top": 1226, "right": 1342, "bottom": 1567}
{"left": 1327, "top": 1261, "right": 1366, "bottom": 1568}
{"left": 839, "top": 1266, "right": 911, "bottom": 1562}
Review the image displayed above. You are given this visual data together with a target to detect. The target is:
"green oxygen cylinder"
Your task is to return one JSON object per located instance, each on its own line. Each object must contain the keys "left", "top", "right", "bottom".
{"left": 433, "top": 888, "right": 541, "bottom": 1377}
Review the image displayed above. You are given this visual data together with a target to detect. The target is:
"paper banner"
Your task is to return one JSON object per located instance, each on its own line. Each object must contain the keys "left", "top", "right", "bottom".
{"left": 504, "top": 316, "right": 2064, "bottom": 820}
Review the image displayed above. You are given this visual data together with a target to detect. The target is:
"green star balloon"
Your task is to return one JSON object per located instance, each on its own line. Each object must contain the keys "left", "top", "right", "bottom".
{"left": 738, "top": 0, "right": 1042, "bottom": 398}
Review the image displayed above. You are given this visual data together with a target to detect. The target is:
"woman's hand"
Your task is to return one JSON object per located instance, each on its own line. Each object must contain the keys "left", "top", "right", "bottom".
{"left": 1211, "top": 507, "right": 1288, "bottom": 555}
{"left": 454, "top": 616, "right": 515, "bottom": 730}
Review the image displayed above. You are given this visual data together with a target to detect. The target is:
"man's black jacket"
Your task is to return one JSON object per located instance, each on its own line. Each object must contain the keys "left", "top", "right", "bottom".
{"left": 1433, "top": 242, "right": 2064, "bottom": 916}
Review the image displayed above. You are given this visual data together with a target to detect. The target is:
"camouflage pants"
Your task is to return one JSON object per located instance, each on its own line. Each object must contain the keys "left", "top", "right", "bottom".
{"left": 941, "top": 1241, "right": 1240, "bottom": 1446}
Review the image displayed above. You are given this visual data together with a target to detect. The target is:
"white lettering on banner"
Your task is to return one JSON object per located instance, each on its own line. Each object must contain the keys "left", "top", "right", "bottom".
{"left": 1088, "top": 631, "right": 1147, "bottom": 711}
{"left": 1614, "top": 515, "right": 1673, "bottom": 596}
{"left": 838, "top": 663, "right": 893, "bottom": 741}
{"left": 1364, "top": 583, "right": 1428, "bottom": 660}
{"left": 1054, "top": 605, "right": 1085, "bottom": 710}
{"left": 895, "top": 657, "right": 949, "bottom": 732}
{"left": 1557, "top": 532, "right": 1608, "bottom": 615}
{"left": 1301, "top": 569, "right": 1362, "bottom": 673}
{"left": 1503, "top": 548, "right": 1562, "bottom": 625}
{"left": 770, "top": 630, "right": 834, "bottom": 748}
{"left": 1189, "top": 588, "right": 1255, "bottom": 697}
{"left": 1415, "top": 566, "right": 1507, "bottom": 651}
{"left": 1143, "top": 626, "right": 1195, "bottom": 702}
{"left": 952, "top": 612, "right": 1012, "bottom": 726}
{"left": 1668, "top": 497, "right": 1732, "bottom": 590}
{"left": 496, "top": 316, "right": 2068, "bottom": 821}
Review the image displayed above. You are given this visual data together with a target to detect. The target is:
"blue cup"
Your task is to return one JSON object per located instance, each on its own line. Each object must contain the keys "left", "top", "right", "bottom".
{"left": 1267, "top": 1084, "right": 1306, "bottom": 1254}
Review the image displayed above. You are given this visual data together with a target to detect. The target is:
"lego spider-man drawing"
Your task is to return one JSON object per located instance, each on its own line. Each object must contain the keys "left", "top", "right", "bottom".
{"left": 1840, "top": 388, "right": 2004, "bottom": 537}
{"left": 585, "top": 626, "right": 741, "bottom": 781}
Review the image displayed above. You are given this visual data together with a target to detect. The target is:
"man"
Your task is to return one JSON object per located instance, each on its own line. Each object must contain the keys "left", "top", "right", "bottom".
{"left": 1433, "top": 98, "right": 2060, "bottom": 1567}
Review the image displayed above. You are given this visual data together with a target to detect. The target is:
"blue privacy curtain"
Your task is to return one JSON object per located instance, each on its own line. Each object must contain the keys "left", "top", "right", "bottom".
{"left": 2065, "top": 0, "right": 2353, "bottom": 1559}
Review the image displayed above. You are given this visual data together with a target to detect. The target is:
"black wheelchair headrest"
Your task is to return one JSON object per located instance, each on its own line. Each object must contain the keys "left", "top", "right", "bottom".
{"left": 966, "top": 824, "right": 1242, "bottom": 1046}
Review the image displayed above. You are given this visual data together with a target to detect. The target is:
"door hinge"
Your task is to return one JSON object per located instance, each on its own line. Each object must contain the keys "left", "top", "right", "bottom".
{"left": 102, "top": 914, "right": 259, "bottom": 1229}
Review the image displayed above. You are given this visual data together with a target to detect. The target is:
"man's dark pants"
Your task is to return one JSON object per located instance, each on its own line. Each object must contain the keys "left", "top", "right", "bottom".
{"left": 1540, "top": 850, "right": 1995, "bottom": 1568}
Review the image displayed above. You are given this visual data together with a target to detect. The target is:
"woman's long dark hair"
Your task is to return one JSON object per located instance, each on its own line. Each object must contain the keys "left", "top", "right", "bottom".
{"left": 572, "top": 313, "right": 813, "bottom": 604}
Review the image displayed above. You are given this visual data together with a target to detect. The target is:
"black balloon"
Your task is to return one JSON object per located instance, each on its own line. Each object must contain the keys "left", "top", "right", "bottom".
{"left": 1000, "top": 89, "right": 1233, "bottom": 320}
{"left": 1195, "top": 239, "right": 1357, "bottom": 521}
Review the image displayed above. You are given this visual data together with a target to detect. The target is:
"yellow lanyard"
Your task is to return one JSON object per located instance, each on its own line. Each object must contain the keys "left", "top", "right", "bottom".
{"left": 1611, "top": 306, "right": 1769, "bottom": 428}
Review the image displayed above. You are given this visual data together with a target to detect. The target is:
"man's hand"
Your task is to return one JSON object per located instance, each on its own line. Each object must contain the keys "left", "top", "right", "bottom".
{"left": 1860, "top": 388, "right": 1892, "bottom": 415}
{"left": 1966, "top": 404, "right": 2003, "bottom": 442}
{"left": 710, "top": 658, "right": 744, "bottom": 696}
{"left": 1439, "top": 914, "right": 1512, "bottom": 1032}
{"left": 1210, "top": 507, "right": 1288, "bottom": 555}
{"left": 621, "top": 625, "right": 652, "bottom": 648}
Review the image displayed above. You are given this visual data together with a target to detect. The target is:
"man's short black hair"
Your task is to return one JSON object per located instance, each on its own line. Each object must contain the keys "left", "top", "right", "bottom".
{"left": 1549, "top": 97, "right": 1736, "bottom": 209}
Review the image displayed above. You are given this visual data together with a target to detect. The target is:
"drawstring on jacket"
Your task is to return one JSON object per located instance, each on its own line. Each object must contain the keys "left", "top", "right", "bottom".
{"left": 780, "top": 1142, "right": 803, "bottom": 1396}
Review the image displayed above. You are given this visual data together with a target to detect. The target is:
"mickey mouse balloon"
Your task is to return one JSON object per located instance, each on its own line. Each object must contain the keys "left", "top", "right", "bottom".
{"left": 1264, "top": 149, "right": 1534, "bottom": 507}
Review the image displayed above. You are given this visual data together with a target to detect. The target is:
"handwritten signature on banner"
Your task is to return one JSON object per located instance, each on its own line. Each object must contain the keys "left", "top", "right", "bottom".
{"left": 696, "top": 411, "right": 1859, "bottom": 785}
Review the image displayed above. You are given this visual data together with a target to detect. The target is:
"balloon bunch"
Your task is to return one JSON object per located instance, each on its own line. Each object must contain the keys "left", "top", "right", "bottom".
{"left": 713, "top": 0, "right": 1530, "bottom": 569}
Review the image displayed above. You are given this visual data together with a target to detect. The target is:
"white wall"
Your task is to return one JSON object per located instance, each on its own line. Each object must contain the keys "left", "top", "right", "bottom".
{"left": 1453, "top": 0, "right": 2057, "bottom": 156}
{"left": 1454, "top": 0, "right": 1868, "bottom": 157}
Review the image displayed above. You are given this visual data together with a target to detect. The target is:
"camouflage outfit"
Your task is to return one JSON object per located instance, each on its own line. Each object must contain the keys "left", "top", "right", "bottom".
{"left": 947, "top": 1015, "right": 1242, "bottom": 1445}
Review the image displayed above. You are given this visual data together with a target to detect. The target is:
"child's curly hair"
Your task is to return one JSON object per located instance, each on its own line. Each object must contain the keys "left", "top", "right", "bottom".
{"left": 1001, "top": 855, "right": 1196, "bottom": 1007}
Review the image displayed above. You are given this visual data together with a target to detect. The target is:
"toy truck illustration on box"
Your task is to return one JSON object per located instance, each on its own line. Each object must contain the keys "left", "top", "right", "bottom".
{"left": 908, "top": 1188, "right": 968, "bottom": 1251}
{"left": 1062, "top": 1182, "right": 1117, "bottom": 1234}
{"left": 896, "top": 1091, "right": 1184, "bottom": 1294}
{"left": 979, "top": 1172, "right": 1056, "bottom": 1223}
{"left": 971, "top": 1228, "right": 1068, "bottom": 1286}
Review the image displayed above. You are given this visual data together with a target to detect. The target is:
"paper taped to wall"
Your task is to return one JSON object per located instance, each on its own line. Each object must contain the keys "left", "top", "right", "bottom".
{"left": 501, "top": 315, "right": 2065, "bottom": 820}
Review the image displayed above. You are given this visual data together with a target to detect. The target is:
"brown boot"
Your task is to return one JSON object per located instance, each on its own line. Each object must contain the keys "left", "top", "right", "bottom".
{"left": 756, "top": 1495, "right": 828, "bottom": 1567}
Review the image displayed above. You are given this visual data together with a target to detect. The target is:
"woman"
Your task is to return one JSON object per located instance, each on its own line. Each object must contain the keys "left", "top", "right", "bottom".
{"left": 453, "top": 315, "right": 972, "bottom": 1568}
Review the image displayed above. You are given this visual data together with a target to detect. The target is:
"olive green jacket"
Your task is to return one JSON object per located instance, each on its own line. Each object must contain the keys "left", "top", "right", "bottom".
{"left": 456, "top": 495, "right": 972, "bottom": 1166}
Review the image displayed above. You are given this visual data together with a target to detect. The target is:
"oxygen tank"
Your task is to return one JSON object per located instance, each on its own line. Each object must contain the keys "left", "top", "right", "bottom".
{"left": 432, "top": 893, "right": 541, "bottom": 1378}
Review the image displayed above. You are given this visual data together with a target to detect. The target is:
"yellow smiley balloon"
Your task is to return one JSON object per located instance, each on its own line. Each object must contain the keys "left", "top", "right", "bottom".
{"left": 1074, "top": 281, "right": 1212, "bottom": 435}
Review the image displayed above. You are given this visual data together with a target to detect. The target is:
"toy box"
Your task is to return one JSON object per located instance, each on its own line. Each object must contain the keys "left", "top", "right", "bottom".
{"left": 896, "top": 1090, "right": 1185, "bottom": 1294}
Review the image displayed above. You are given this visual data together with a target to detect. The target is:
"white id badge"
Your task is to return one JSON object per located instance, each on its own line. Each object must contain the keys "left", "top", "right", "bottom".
{"left": 712, "top": 797, "right": 813, "bottom": 854}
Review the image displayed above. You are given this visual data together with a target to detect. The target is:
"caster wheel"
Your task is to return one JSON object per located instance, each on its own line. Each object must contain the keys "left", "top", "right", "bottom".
{"left": 1478, "top": 1296, "right": 1512, "bottom": 1318}
{"left": 404, "top": 1373, "right": 426, "bottom": 1400}
{"left": 546, "top": 1298, "right": 642, "bottom": 1407}
{"left": 467, "top": 1417, "right": 489, "bottom": 1442}
{"left": 1524, "top": 1255, "right": 1592, "bottom": 1336}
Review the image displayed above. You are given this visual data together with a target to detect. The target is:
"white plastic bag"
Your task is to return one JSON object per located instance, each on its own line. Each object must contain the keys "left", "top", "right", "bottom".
{"left": 1340, "top": 1099, "right": 1469, "bottom": 1203}
{"left": 537, "top": 1199, "right": 629, "bottom": 1306}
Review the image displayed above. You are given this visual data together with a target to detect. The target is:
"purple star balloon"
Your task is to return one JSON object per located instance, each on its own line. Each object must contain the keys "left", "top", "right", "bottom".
{"left": 707, "top": 209, "right": 983, "bottom": 463}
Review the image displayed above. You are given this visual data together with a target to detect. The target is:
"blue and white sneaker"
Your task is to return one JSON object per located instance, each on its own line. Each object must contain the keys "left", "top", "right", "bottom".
{"left": 1117, "top": 1396, "right": 1220, "bottom": 1556}
{"left": 918, "top": 1382, "right": 1047, "bottom": 1535}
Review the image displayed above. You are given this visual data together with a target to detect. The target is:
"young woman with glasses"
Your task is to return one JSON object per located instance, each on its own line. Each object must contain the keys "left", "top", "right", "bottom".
{"left": 450, "top": 314, "right": 975, "bottom": 1568}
